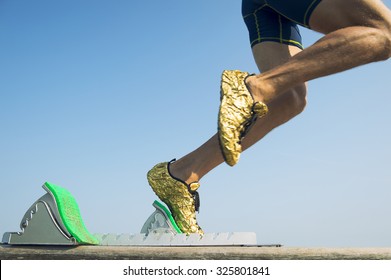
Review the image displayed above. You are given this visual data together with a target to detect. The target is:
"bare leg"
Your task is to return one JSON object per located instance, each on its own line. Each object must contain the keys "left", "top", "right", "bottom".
{"left": 246, "top": 0, "right": 391, "bottom": 103}
{"left": 171, "top": 44, "right": 306, "bottom": 183}
{"left": 170, "top": 0, "right": 391, "bottom": 183}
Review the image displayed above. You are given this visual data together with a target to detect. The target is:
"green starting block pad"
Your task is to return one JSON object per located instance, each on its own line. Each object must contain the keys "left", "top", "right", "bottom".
{"left": 2, "top": 183, "right": 258, "bottom": 246}
{"left": 2, "top": 182, "right": 99, "bottom": 245}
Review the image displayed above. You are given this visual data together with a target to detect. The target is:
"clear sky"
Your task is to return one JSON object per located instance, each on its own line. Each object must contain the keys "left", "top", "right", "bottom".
{"left": 1, "top": 0, "right": 390, "bottom": 247}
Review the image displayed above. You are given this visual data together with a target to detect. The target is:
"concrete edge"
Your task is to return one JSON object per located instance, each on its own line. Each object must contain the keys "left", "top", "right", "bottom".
{"left": 1, "top": 245, "right": 391, "bottom": 260}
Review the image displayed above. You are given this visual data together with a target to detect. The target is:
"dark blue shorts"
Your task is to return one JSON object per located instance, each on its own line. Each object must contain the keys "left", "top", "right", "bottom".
{"left": 242, "top": 0, "right": 323, "bottom": 49}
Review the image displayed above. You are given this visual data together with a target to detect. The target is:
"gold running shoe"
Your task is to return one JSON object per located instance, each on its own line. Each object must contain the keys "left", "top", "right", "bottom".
{"left": 218, "top": 70, "right": 269, "bottom": 166}
{"left": 147, "top": 160, "right": 203, "bottom": 235}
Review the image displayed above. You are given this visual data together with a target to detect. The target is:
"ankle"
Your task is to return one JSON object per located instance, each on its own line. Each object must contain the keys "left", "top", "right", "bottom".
{"left": 169, "top": 160, "right": 200, "bottom": 185}
{"left": 245, "top": 75, "right": 274, "bottom": 103}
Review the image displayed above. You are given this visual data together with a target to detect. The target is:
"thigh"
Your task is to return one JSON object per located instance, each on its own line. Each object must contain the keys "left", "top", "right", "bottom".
{"left": 252, "top": 42, "right": 302, "bottom": 72}
{"left": 309, "top": 0, "right": 391, "bottom": 34}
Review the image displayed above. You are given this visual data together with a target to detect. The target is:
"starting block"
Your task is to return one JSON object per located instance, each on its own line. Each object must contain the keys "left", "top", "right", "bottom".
{"left": 2, "top": 182, "right": 259, "bottom": 246}
{"left": 2, "top": 182, "right": 99, "bottom": 245}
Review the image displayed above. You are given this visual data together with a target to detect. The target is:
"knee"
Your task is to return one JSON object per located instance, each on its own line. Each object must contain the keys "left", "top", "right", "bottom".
{"left": 384, "top": 29, "right": 391, "bottom": 59}
{"left": 290, "top": 83, "right": 307, "bottom": 115}
{"left": 368, "top": 15, "right": 391, "bottom": 60}
{"left": 265, "top": 84, "right": 307, "bottom": 125}
{"left": 371, "top": 27, "right": 391, "bottom": 60}
{"left": 382, "top": 17, "right": 391, "bottom": 58}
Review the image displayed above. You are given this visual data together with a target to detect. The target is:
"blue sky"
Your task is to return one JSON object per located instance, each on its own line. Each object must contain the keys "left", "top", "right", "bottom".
{"left": 1, "top": 0, "right": 390, "bottom": 247}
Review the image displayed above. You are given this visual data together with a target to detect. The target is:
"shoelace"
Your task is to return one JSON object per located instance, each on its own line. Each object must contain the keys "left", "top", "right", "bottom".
{"left": 240, "top": 111, "right": 258, "bottom": 140}
{"left": 169, "top": 159, "right": 201, "bottom": 212}
{"left": 190, "top": 189, "right": 200, "bottom": 213}
{"left": 187, "top": 182, "right": 200, "bottom": 213}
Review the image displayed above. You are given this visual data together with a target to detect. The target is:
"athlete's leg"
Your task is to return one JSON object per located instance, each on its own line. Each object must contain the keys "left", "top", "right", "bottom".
{"left": 147, "top": 1, "right": 308, "bottom": 234}
{"left": 170, "top": 43, "right": 306, "bottom": 184}
{"left": 245, "top": 0, "right": 391, "bottom": 103}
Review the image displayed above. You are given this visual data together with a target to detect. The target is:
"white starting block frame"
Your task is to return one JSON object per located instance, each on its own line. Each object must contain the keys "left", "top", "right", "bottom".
{"left": 2, "top": 183, "right": 260, "bottom": 247}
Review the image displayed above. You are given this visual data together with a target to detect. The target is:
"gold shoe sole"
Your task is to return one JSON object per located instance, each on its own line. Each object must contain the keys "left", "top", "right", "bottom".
{"left": 147, "top": 161, "right": 204, "bottom": 235}
{"left": 218, "top": 70, "right": 268, "bottom": 166}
